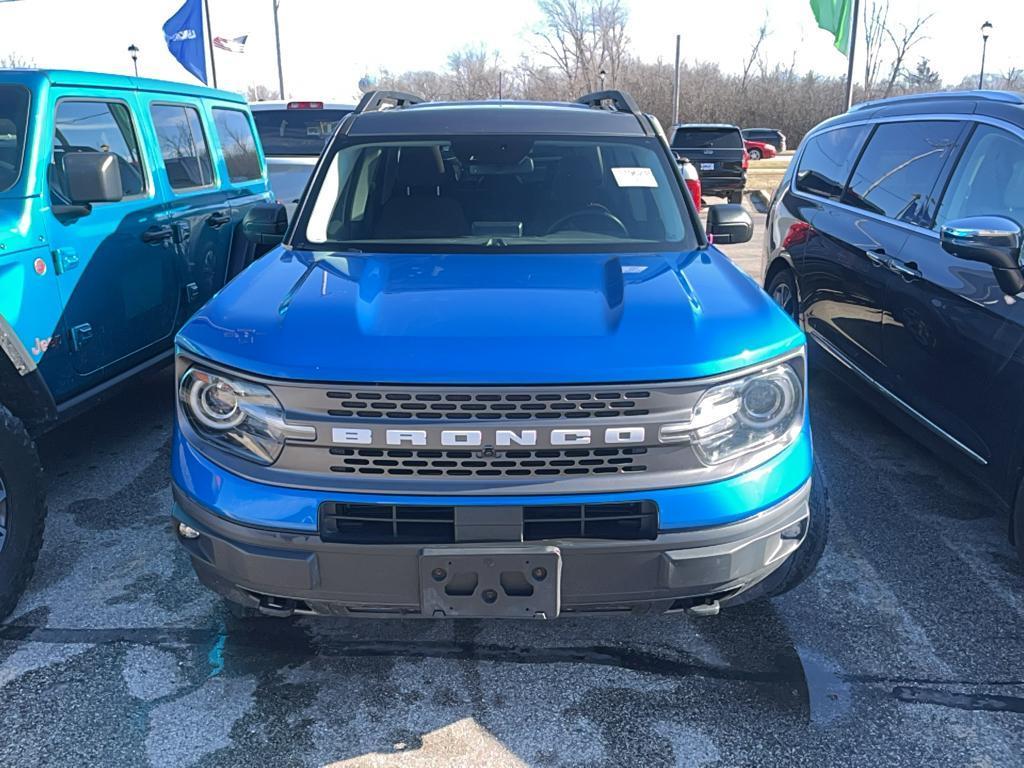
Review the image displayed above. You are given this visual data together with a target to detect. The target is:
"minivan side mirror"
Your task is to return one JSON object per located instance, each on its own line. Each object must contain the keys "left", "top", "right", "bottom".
{"left": 242, "top": 203, "right": 289, "bottom": 246}
{"left": 64, "top": 152, "right": 124, "bottom": 204}
{"left": 706, "top": 203, "right": 753, "bottom": 245}
{"left": 940, "top": 215, "right": 1024, "bottom": 295}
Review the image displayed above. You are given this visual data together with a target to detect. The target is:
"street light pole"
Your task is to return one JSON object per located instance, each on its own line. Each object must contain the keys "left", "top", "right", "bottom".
{"left": 671, "top": 34, "right": 681, "bottom": 126}
{"left": 128, "top": 44, "right": 139, "bottom": 78}
{"left": 272, "top": 0, "right": 286, "bottom": 99}
{"left": 979, "top": 21, "right": 992, "bottom": 89}
{"left": 599, "top": 68, "right": 607, "bottom": 89}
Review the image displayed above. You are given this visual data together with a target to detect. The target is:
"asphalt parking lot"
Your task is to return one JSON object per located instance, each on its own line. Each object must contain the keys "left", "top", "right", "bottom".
{"left": 1, "top": 217, "right": 1022, "bottom": 767}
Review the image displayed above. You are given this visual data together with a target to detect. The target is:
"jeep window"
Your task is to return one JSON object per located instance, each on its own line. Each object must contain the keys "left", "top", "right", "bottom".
{"left": 151, "top": 104, "right": 215, "bottom": 190}
{"left": 301, "top": 136, "right": 697, "bottom": 253}
{"left": 253, "top": 108, "right": 351, "bottom": 156}
{"left": 0, "top": 86, "right": 29, "bottom": 193}
{"left": 794, "top": 124, "right": 870, "bottom": 200}
{"left": 936, "top": 124, "right": 1024, "bottom": 229}
{"left": 213, "top": 108, "right": 262, "bottom": 182}
{"left": 671, "top": 127, "right": 742, "bottom": 149}
{"left": 50, "top": 99, "right": 147, "bottom": 200}
{"left": 844, "top": 121, "right": 962, "bottom": 225}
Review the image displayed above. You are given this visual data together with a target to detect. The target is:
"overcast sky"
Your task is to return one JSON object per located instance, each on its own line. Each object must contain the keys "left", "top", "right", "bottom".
{"left": 1, "top": 0, "right": 1020, "bottom": 101}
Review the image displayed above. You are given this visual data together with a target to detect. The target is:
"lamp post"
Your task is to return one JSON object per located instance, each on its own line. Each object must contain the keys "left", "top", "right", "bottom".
{"left": 599, "top": 69, "right": 607, "bottom": 89}
{"left": 979, "top": 21, "right": 992, "bottom": 89}
{"left": 127, "top": 44, "right": 139, "bottom": 78}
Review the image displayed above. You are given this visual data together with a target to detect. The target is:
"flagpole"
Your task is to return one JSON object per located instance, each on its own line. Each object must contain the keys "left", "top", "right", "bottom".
{"left": 844, "top": 0, "right": 859, "bottom": 109}
{"left": 272, "top": 0, "right": 285, "bottom": 99}
{"left": 203, "top": 0, "right": 218, "bottom": 88}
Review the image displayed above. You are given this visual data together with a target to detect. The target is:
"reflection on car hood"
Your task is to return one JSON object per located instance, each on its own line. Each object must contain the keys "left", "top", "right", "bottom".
{"left": 177, "top": 248, "right": 803, "bottom": 384}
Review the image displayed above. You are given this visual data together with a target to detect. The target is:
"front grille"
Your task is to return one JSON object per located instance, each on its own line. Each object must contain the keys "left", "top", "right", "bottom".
{"left": 327, "top": 447, "right": 649, "bottom": 477}
{"left": 324, "top": 388, "right": 653, "bottom": 421}
{"left": 319, "top": 501, "right": 657, "bottom": 544}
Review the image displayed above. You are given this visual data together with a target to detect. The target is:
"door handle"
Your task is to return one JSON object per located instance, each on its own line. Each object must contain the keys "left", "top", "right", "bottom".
{"left": 888, "top": 259, "right": 922, "bottom": 281}
{"left": 865, "top": 248, "right": 889, "bottom": 267}
{"left": 142, "top": 225, "right": 174, "bottom": 244}
{"left": 208, "top": 211, "right": 231, "bottom": 228}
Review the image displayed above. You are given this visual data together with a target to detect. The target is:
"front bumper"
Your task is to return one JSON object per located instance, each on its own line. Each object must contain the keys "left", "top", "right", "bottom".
{"left": 172, "top": 479, "right": 811, "bottom": 617}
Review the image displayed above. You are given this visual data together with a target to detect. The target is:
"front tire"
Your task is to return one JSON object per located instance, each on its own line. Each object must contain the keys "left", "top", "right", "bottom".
{"left": 0, "top": 404, "right": 46, "bottom": 621}
{"left": 766, "top": 266, "right": 799, "bottom": 322}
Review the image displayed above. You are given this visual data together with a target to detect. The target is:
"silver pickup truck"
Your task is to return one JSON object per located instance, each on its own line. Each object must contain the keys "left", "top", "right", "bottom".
{"left": 250, "top": 101, "right": 354, "bottom": 216}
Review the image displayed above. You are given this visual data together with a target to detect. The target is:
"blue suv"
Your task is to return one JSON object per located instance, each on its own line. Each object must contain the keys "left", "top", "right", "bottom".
{"left": 171, "top": 90, "right": 826, "bottom": 619}
{"left": 0, "top": 70, "right": 271, "bottom": 619}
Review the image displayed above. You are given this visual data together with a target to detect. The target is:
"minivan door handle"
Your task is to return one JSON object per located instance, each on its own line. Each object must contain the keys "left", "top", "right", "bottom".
{"left": 141, "top": 225, "right": 174, "bottom": 244}
{"left": 207, "top": 211, "right": 231, "bottom": 228}
{"left": 888, "top": 258, "right": 922, "bottom": 281}
{"left": 865, "top": 248, "right": 889, "bottom": 267}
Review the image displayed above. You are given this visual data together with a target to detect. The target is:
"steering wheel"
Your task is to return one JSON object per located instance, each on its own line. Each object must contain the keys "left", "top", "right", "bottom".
{"left": 546, "top": 203, "right": 629, "bottom": 237}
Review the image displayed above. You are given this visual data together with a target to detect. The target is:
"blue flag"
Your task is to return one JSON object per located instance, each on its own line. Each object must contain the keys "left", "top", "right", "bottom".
{"left": 163, "top": 0, "right": 207, "bottom": 83}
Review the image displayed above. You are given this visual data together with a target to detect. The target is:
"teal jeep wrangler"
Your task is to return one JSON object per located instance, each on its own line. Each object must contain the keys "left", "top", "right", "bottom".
{"left": 0, "top": 70, "right": 272, "bottom": 619}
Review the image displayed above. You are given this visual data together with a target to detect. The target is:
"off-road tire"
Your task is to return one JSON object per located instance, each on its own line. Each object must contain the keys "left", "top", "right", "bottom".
{"left": 0, "top": 404, "right": 46, "bottom": 621}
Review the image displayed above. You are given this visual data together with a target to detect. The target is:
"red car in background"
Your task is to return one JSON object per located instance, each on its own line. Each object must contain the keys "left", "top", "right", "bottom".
{"left": 744, "top": 139, "right": 777, "bottom": 160}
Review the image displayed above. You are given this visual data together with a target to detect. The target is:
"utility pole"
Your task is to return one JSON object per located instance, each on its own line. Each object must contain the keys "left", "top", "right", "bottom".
{"left": 843, "top": 0, "right": 860, "bottom": 109}
{"left": 671, "top": 34, "right": 681, "bottom": 126}
{"left": 273, "top": 0, "right": 285, "bottom": 99}
{"left": 203, "top": 0, "right": 218, "bottom": 87}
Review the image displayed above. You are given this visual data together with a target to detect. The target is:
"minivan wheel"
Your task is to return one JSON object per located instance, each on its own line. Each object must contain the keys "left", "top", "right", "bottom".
{"left": 766, "top": 267, "right": 799, "bottom": 321}
{"left": 0, "top": 404, "right": 46, "bottom": 621}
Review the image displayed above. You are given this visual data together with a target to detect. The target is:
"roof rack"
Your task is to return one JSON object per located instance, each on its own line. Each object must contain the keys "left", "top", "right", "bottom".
{"left": 353, "top": 90, "right": 425, "bottom": 114}
{"left": 849, "top": 89, "right": 1024, "bottom": 112}
{"left": 576, "top": 89, "right": 653, "bottom": 135}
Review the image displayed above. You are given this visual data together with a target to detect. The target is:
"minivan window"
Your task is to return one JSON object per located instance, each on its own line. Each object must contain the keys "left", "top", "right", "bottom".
{"left": 51, "top": 99, "right": 147, "bottom": 200}
{"left": 253, "top": 108, "right": 351, "bottom": 156}
{"left": 151, "top": 104, "right": 214, "bottom": 190}
{"left": 794, "top": 124, "right": 870, "bottom": 200}
{"left": 301, "top": 135, "right": 696, "bottom": 253}
{"left": 0, "top": 86, "right": 29, "bottom": 193}
{"left": 213, "top": 108, "right": 261, "bottom": 182}
{"left": 671, "top": 127, "right": 742, "bottom": 149}
{"left": 936, "top": 124, "right": 1024, "bottom": 228}
{"left": 845, "top": 121, "right": 962, "bottom": 226}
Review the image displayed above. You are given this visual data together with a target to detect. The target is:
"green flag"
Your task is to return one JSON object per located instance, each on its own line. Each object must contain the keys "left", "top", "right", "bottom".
{"left": 810, "top": 0, "right": 853, "bottom": 55}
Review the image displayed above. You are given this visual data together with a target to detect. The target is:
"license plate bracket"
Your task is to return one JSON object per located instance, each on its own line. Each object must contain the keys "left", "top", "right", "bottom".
{"left": 419, "top": 546, "right": 561, "bottom": 619}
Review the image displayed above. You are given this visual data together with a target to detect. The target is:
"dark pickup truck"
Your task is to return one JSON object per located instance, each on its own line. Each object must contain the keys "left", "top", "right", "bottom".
{"left": 670, "top": 124, "right": 747, "bottom": 203}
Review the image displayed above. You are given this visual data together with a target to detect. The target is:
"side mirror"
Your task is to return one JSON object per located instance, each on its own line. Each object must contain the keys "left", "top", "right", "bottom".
{"left": 706, "top": 203, "right": 753, "bottom": 245}
{"left": 940, "top": 215, "right": 1024, "bottom": 295}
{"left": 64, "top": 152, "right": 123, "bottom": 204}
{"left": 242, "top": 203, "right": 288, "bottom": 246}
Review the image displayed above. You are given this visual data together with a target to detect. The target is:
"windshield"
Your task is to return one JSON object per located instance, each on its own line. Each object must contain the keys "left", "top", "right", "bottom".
{"left": 672, "top": 128, "right": 742, "bottom": 150}
{"left": 253, "top": 108, "right": 351, "bottom": 156}
{"left": 0, "top": 86, "right": 29, "bottom": 192}
{"left": 299, "top": 135, "right": 696, "bottom": 253}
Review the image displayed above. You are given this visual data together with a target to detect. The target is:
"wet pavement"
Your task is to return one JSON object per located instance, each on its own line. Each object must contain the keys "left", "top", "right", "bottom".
{"left": 1, "top": 243, "right": 1023, "bottom": 765}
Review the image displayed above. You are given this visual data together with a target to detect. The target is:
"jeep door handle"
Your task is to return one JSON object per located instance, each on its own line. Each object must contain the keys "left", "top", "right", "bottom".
{"left": 142, "top": 225, "right": 174, "bottom": 244}
{"left": 207, "top": 211, "right": 231, "bottom": 228}
{"left": 865, "top": 248, "right": 889, "bottom": 267}
{"left": 888, "top": 259, "right": 922, "bottom": 281}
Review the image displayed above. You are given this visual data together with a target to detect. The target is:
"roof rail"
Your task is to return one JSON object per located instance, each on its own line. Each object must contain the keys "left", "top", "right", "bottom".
{"left": 576, "top": 89, "right": 653, "bottom": 135}
{"left": 849, "top": 89, "right": 1024, "bottom": 112}
{"left": 353, "top": 90, "right": 425, "bottom": 114}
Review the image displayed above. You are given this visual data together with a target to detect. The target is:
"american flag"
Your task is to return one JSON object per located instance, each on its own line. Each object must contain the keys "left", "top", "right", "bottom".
{"left": 213, "top": 35, "right": 247, "bottom": 53}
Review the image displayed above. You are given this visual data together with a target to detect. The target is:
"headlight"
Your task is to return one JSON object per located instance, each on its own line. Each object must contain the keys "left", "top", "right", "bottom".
{"left": 683, "top": 363, "right": 803, "bottom": 465}
{"left": 178, "top": 367, "right": 314, "bottom": 464}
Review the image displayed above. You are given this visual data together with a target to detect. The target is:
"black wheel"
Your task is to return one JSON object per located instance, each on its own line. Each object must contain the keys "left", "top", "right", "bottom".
{"left": 766, "top": 266, "right": 799, "bottom": 322}
{"left": 0, "top": 404, "right": 46, "bottom": 621}
{"left": 727, "top": 190, "right": 743, "bottom": 204}
{"left": 748, "top": 148, "right": 762, "bottom": 161}
{"left": 730, "top": 463, "right": 830, "bottom": 605}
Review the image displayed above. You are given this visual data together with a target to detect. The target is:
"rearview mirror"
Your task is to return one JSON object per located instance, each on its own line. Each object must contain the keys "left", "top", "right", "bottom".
{"left": 706, "top": 204, "right": 752, "bottom": 245}
{"left": 940, "top": 215, "right": 1024, "bottom": 295}
{"left": 242, "top": 203, "right": 289, "bottom": 246}
{"left": 64, "top": 152, "right": 123, "bottom": 204}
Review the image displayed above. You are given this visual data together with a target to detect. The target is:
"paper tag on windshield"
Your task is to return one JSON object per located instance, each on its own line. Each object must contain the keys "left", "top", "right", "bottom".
{"left": 611, "top": 167, "right": 658, "bottom": 188}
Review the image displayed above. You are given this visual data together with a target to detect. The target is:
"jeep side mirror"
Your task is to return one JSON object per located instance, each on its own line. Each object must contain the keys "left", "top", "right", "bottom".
{"left": 706, "top": 203, "right": 752, "bottom": 245}
{"left": 941, "top": 215, "right": 1024, "bottom": 295}
{"left": 64, "top": 152, "right": 124, "bottom": 205}
{"left": 242, "top": 203, "right": 289, "bottom": 246}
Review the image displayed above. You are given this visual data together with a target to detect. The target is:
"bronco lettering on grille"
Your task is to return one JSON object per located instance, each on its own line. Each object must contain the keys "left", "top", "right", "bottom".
{"left": 330, "top": 426, "right": 647, "bottom": 448}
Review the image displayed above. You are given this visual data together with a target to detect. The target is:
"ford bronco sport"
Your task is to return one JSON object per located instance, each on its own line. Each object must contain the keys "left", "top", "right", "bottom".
{"left": 171, "top": 90, "right": 826, "bottom": 619}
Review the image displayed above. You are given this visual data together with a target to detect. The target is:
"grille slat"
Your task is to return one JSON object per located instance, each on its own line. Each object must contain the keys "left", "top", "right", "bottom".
{"left": 326, "top": 447, "right": 648, "bottom": 477}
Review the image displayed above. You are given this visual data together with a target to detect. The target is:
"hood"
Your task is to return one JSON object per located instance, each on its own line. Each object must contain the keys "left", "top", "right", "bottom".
{"left": 178, "top": 248, "right": 803, "bottom": 384}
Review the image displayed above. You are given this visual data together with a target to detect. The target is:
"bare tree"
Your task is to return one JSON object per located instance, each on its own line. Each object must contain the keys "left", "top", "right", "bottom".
{"left": 246, "top": 84, "right": 279, "bottom": 102}
{"left": 741, "top": 15, "right": 770, "bottom": 90}
{"left": 534, "top": 0, "right": 629, "bottom": 93}
{"left": 881, "top": 13, "right": 934, "bottom": 98}
{"left": 862, "top": 0, "right": 889, "bottom": 97}
{"left": 0, "top": 53, "right": 34, "bottom": 69}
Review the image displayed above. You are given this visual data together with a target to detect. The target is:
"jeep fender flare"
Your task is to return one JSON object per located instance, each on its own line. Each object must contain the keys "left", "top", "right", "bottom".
{"left": 0, "top": 315, "right": 58, "bottom": 434}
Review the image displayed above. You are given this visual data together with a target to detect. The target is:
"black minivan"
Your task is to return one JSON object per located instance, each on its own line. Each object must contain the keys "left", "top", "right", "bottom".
{"left": 762, "top": 90, "right": 1024, "bottom": 561}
